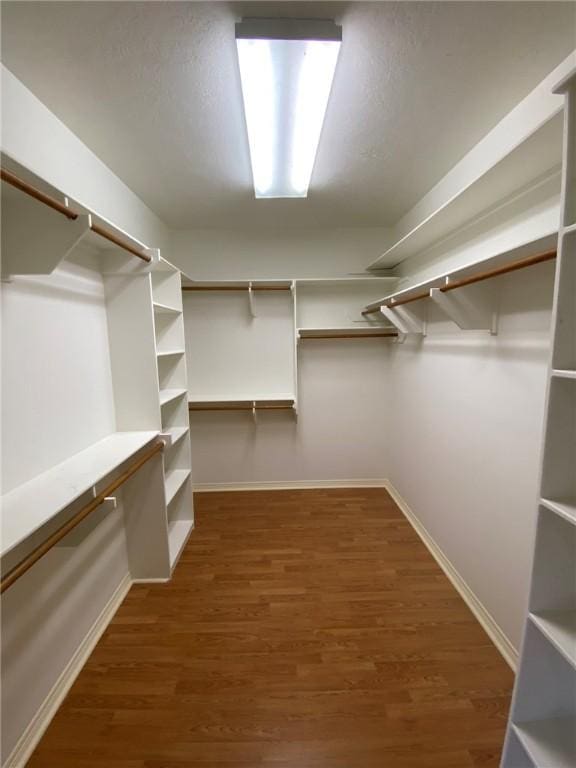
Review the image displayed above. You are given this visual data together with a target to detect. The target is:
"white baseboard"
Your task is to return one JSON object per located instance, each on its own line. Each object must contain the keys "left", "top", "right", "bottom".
{"left": 384, "top": 480, "right": 518, "bottom": 671}
{"left": 193, "top": 479, "right": 389, "bottom": 492}
{"left": 3, "top": 574, "right": 132, "bottom": 768}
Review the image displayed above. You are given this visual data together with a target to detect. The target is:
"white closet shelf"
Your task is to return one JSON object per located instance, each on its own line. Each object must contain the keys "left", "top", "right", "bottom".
{"left": 530, "top": 611, "right": 576, "bottom": 668}
{"left": 153, "top": 301, "right": 182, "bottom": 315}
{"left": 552, "top": 369, "right": 576, "bottom": 380}
{"left": 165, "top": 469, "right": 191, "bottom": 506}
{"left": 295, "top": 277, "right": 397, "bottom": 285}
{"left": 189, "top": 396, "right": 295, "bottom": 412}
{"left": 540, "top": 497, "right": 576, "bottom": 526}
{"left": 168, "top": 519, "right": 194, "bottom": 568}
{"left": 159, "top": 388, "right": 187, "bottom": 407}
{"left": 157, "top": 349, "right": 185, "bottom": 358}
{"left": 1, "top": 431, "right": 159, "bottom": 557}
{"left": 513, "top": 718, "right": 576, "bottom": 768}
{"left": 363, "top": 237, "right": 558, "bottom": 314}
{"left": 164, "top": 426, "right": 189, "bottom": 447}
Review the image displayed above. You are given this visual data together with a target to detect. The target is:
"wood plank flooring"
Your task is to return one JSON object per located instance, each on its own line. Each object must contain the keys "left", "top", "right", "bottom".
{"left": 28, "top": 488, "right": 514, "bottom": 767}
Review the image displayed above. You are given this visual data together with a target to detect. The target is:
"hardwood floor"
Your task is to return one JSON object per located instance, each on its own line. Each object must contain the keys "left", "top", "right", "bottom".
{"left": 28, "top": 488, "right": 514, "bottom": 767}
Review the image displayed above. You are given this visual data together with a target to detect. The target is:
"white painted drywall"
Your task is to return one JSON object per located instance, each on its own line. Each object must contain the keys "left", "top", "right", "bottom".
{"left": 1, "top": 65, "right": 170, "bottom": 254}
{"left": 189, "top": 340, "right": 390, "bottom": 485}
{"left": 171, "top": 227, "right": 393, "bottom": 280}
{"left": 1, "top": 260, "right": 116, "bottom": 493}
{"left": 384, "top": 260, "right": 555, "bottom": 650}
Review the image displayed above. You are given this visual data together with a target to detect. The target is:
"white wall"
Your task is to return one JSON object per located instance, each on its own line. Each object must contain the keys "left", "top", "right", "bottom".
{"left": 385, "top": 260, "right": 554, "bottom": 652}
{"left": 171, "top": 227, "right": 392, "bottom": 280}
{"left": 190, "top": 340, "right": 389, "bottom": 486}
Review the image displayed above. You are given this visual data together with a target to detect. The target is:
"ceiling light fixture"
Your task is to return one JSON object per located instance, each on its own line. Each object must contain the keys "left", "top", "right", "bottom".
{"left": 236, "top": 18, "right": 342, "bottom": 199}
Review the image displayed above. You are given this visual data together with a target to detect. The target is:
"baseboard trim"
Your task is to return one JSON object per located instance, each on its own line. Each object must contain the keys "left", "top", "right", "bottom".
{"left": 193, "top": 479, "right": 389, "bottom": 492}
{"left": 384, "top": 480, "right": 518, "bottom": 671}
{"left": 3, "top": 573, "right": 132, "bottom": 768}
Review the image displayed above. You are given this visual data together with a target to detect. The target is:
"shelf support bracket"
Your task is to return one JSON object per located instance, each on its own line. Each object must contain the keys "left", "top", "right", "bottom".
{"left": 430, "top": 281, "right": 498, "bottom": 334}
{"left": 380, "top": 306, "right": 413, "bottom": 334}
{"left": 248, "top": 281, "right": 256, "bottom": 318}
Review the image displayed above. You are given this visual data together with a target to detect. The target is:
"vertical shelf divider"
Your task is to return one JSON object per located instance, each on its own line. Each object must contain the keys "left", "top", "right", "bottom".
{"left": 501, "top": 68, "right": 576, "bottom": 768}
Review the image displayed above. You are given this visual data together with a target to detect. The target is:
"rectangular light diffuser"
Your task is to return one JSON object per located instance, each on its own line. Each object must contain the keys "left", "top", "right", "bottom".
{"left": 236, "top": 18, "right": 342, "bottom": 199}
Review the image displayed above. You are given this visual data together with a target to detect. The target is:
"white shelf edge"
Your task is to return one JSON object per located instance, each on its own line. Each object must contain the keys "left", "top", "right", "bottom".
{"left": 552, "top": 369, "right": 576, "bottom": 380}
{"left": 157, "top": 349, "right": 185, "bottom": 358}
{"left": 529, "top": 611, "right": 576, "bottom": 670}
{"left": 153, "top": 301, "right": 182, "bottom": 315}
{"left": 165, "top": 426, "right": 189, "bottom": 448}
{"left": 513, "top": 718, "right": 576, "bottom": 768}
{"left": 165, "top": 468, "right": 191, "bottom": 506}
{"left": 159, "top": 388, "right": 187, "bottom": 407}
{"left": 562, "top": 221, "right": 576, "bottom": 234}
{"left": 540, "top": 497, "right": 576, "bottom": 526}
{"left": 168, "top": 518, "right": 194, "bottom": 568}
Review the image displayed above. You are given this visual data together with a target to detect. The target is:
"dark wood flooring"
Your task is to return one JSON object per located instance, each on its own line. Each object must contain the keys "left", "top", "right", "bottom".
{"left": 28, "top": 488, "right": 514, "bottom": 767}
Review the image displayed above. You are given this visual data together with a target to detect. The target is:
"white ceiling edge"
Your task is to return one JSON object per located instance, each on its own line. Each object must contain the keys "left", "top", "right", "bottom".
{"left": 368, "top": 49, "right": 576, "bottom": 271}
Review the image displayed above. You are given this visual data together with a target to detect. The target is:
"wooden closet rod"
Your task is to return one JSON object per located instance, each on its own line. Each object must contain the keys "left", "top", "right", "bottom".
{"left": 1, "top": 168, "right": 151, "bottom": 263}
{"left": 301, "top": 332, "right": 398, "bottom": 339}
{"left": 362, "top": 248, "right": 557, "bottom": 314}
{"left": 0, "top": 441, "right": 164, "bottom": 594}
{"left": 182, "top": 285, "right": 291, "bottom": 291}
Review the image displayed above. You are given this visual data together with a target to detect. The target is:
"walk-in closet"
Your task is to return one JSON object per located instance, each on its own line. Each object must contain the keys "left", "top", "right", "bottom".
{"left": 1, "top": 2, "right": 575, "bottom": 767}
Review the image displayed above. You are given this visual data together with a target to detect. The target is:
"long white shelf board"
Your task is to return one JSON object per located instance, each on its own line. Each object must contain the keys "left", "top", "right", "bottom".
{"left": 159, "top": 388, "right": 187, "bottom": 406}
{"left": 165, "top": 469, "right": 191, "bottom": 506}
{"left": 540, "top": 497, "right": 576, "bottom": 526}
{"left": 513, "top": 718, "right": 576, "bottom": 768}
{"left": 530, "top": 611, "right": 576, "bottom": 669}
{"left": 1, "top": 431, "right": 159, "bottom": 557}
{"left": 189, "top": 393, "right": 295, "bottom": 403}
{"left": 168, "top": 519, "right": 194, "bottom": 568}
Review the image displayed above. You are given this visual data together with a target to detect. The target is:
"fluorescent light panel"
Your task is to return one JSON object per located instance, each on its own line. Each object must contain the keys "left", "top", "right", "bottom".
{"left": 236, "top": 18, "right": 342, "bottom": 198}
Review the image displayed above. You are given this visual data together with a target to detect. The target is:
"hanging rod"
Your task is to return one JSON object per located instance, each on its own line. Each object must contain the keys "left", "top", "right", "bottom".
{"left": 1, "top": 168, "right": 152, "bottom": 263}
{"left": 0, "top": 440, "right": 164, "bottom": 594}
{"left": 182, "top": 284, "right": 291, "bottom": 292}
{"left": 362, "top": 248, "right": 557, "bottom": 314}
{"left": 189, "top": 400, "right": 294, "bottom": 412}
{"left": 299, "top": 331, "right": 398, "bottom": 339}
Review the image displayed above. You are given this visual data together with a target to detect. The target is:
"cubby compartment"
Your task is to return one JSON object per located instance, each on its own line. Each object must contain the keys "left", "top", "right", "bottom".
{"left": 529, "top": 508, "right": 576, "bottom": 668}
{"left": 152, "top": 268, "right": 183, "bottom": 311}
{"left": 540, "top": 376, "right": 576, "bottom": 521}
{"left": 154, "top": 311, "right": 186, "bottom": 355}
{"left": 501, "top": 729, "right": 535, "bottom": 768}
{"left": 160, "top": 394, "right": 189, "bottom": 432}
{"left": 157, "top": 352, "right": 187, "bottom": 391}
{"left": 511, "top": 623, "right": 576, "bottom": 767}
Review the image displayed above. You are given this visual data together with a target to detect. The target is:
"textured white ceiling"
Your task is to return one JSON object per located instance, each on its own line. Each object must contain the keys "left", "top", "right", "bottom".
{"left": 1, "top": 1, "right": 574, "bottom": 229}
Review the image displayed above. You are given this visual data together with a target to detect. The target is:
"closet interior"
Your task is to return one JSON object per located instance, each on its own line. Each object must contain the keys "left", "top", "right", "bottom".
{"left": 1, "top": 3, "right": 575, "bottom": 767}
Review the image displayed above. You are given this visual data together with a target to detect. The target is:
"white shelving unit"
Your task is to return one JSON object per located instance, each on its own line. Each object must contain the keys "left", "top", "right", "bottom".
{"left": 501, "top": 69, "right": 576, "bottom": 768}
{"left": 152, "top": 260, "right": 194, "bottom": 571}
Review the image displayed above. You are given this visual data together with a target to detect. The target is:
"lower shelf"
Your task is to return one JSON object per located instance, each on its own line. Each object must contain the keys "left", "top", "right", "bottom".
{"left": 165, "top": 469, "right": 191, "bottom": 505}
{"left": 168, "top": 519, "right": 194, "bottom": 568}
{"left": 513, "top": 718, "right": 576, "bottom": 768}
{"left": 298, "top": 326, "right": 397, "bottom": 339}
{"left": 540, "top": 497, "right": 576, "bottom": 526}
{"left": 530, "top": 611, "right": 576, "bottom": 668}
{"left": 189, "top": 398, "right": 295, "bottom": 412}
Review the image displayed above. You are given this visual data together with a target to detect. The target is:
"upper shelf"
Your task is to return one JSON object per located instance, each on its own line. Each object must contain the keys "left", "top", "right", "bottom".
{"left": 368, "top": 114, "right": 563, "bottom": 270}
{"left": 1, "top": 431, "right": 159, "bottom": 558}
{"left": 363, "top": 236, "right": 558, "bottom": 313}
{"left": 1, "top": 155, "right": 157, "bottom": 277}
